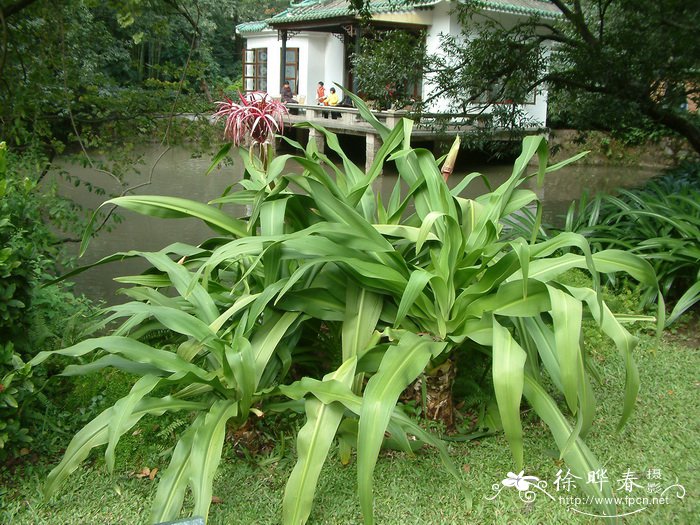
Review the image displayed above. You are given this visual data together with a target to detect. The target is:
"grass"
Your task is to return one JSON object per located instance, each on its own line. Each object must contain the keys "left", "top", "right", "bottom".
{"left": 1, "top": 316, "right": 698, "bottom": 524}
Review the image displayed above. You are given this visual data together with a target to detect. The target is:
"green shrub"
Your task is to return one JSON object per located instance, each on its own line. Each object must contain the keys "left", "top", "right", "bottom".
{"left": 561, "top": 161, "right": 700, "bottom": 325}
{"left": 0, "top": 342, "right": 33, "bottom": 453}
{"left": 0, "top": 142, "right": 95, "bottom": 460}
{"left": 32, "top": 100, "right": 657, "bottom": 524}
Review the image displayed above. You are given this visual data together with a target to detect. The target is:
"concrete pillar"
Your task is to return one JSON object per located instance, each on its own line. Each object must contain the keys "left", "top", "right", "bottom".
{"left": 366, "top": 132, "right": 382, "bottom": 172}
{"left": 385, "top": 111, "right": 401, "bottom": 129}
{"left": 309, "top": 128, "right": 325, "bottom": 154}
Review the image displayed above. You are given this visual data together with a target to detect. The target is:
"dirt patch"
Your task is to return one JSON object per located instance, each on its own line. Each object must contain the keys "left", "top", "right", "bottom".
{"left": 663, "top": 310, "right": 700, "bottom": 349}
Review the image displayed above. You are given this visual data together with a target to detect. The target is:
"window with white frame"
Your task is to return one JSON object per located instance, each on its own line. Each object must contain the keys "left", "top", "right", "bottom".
{"left": 243, "top": 48, "right": 267, "bottom": 91}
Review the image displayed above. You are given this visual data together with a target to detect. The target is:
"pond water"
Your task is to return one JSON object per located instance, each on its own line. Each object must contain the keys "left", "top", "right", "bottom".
{"left": 54, "top": 143, "right": 660, "bottom": 303}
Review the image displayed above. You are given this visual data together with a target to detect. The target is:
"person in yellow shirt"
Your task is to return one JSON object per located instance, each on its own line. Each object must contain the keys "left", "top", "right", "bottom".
{"left": 325, "top": 87, "right": 339, "bottom": 106}
{"left": 323, "top": 87, "right": 341, "bottom": 119}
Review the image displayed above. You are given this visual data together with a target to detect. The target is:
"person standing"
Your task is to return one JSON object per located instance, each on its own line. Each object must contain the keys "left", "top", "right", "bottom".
{"left": 316, "top": 81, "right": 326, "bottom": 105}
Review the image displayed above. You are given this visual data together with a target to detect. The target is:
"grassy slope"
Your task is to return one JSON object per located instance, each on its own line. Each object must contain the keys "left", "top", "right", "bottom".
{"left": 2, "top": 322, "right": 698, "bottom": 524}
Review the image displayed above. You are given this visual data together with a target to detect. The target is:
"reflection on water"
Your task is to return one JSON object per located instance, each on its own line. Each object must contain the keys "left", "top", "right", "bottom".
{"left": 55, "top": 144, "right": 658, "bottom": 303}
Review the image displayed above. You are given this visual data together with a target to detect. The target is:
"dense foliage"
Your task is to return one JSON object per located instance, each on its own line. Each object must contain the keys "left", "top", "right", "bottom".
{"left": 0, "top": 143, "right": 93, "bottom": 459}
{"left": 32, "top": 99, "right": 658, "bottom": 523}
{"left": 351, "top": 30, "right": 426, "bottom": 110}
{"left": 0, "top": 0, "right": 288, "bottom": 155}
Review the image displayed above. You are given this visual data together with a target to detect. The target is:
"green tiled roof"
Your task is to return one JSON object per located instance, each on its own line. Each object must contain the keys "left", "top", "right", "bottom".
{"left": 236, "top": 0, "right": 560, "bottom": 33}
{"left": 268, "top": 0, "right": 439, "bottom": 26}
{"left": 237, "top": 20, "right": 270, "bottom": 33}
{"left": 469, "top": 0, "right": 559, "bottom": 18}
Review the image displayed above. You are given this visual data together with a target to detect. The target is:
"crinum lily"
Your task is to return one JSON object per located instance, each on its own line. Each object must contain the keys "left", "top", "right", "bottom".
{"left": 213, "top": 91, "right": 288, "bottom": 171}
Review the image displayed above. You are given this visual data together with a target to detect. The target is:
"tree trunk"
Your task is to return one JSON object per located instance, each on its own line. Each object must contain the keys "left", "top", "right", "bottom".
{"left": 404, "top": 358, "right": 456, "bottom": 429}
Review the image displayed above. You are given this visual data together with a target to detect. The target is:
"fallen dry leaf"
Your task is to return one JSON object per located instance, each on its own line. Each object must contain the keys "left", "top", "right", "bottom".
{"left": 211, "top": 496, "right": 223, "bottom": 504}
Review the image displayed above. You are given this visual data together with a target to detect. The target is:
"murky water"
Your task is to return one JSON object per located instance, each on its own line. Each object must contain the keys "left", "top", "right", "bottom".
{"left": 54, "top": 143, "right": 659, "bottom": 303}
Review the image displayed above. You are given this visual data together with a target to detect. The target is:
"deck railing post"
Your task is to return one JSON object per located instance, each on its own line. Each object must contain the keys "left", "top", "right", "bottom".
{"left": 365, "top": 132, "right": 382, "bottom": 172}
{"left": 309, "top": 127, "right": 325, "bottom": 154}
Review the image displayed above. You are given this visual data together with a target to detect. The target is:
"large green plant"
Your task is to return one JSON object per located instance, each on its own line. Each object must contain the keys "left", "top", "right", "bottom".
{"left": 32, "top": 98, "right": 658, "bottom": 524}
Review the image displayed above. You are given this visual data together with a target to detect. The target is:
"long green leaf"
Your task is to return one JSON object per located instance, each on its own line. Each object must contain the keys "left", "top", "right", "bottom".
{"left": 342, "top": 285, "right": 382, "bottom": 361}
{"left": 547, "top": 286, "right": 583, "bottom": 414}
{"left": 492, "top": 317, "right": 526, "bottom": 470}
{"left": 44, "top": 397, "right": 208, "bottom": 499}
{"left": 150, "top": 415, "right": 204, "bottom": 523}
{"left": 105, "top": 375, "right": 161, "bottom": 473}
{"left": 81, "top": 196, "right": 246, "bottom": 255}
{"left": 357, "top": 332, "right": 445, "bottom": 525}
{"left": 189, "top": 400, "right": 238, "bottom": 518}
{"left": 523, "top": 375, "right": 616, "bottom": 518}
{"left": 565, "top": 285, "right": 640, "bottom": 430}
{"left": 251, "top": 312, "right": 301, "bottom": 386}
{"left": 283, "top": 358, "right": 357, "bottom": 525}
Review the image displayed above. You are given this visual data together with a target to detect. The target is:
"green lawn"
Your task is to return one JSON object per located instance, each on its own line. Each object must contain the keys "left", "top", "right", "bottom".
{"left": 2, "top": 320, "right": 698, "bottom": 524}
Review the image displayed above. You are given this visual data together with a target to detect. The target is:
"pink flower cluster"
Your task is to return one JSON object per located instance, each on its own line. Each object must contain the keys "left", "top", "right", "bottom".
{"left": 213, "top": 92, "right": 288, "bottom": 146}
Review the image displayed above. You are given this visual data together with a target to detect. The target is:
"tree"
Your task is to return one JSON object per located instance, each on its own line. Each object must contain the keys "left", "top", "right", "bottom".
{"left": 429, "top": 1, "right": 700, "bottom": 154}
{"left": 351, "top": 29, "right": 426, "bottom": 110}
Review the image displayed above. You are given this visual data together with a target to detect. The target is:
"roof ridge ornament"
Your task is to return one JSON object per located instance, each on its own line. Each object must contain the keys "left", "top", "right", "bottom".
{"left": 289, "top": 0, "right": 323, "bottom": 7}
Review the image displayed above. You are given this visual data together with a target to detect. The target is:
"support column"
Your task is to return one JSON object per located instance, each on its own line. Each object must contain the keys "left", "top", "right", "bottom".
{"left": 366, "top": 132, "right": 382, "bottom": 172}
{"left": 309, "top": 128, "right": 325, "bottom": 154}
{"left": 279, "top": 30, "right": 287, "bottom": 92}
{"left": 353, "top": 25, "right": 362, "bottom": 94}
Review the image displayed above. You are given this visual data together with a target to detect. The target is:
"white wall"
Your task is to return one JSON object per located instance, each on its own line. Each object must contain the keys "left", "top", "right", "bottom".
{"left": 241, "top": 31, "right": 346, "bottom": 102}
{"left": 323, "top": 35, "right": 346, "bottom": 99}
{"left": 423, "top": 3, "right": 460, "bottom": 113}
{"left": 423, "top": 6, "right": 549, "bottom": 126}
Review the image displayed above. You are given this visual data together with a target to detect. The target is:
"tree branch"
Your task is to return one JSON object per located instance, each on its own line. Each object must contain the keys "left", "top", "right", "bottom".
{"left": 0, "top": 0, "right": 39, "bottom": 19}
{"left": 549, "top": 0, "right": 599, "bottom": 48}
